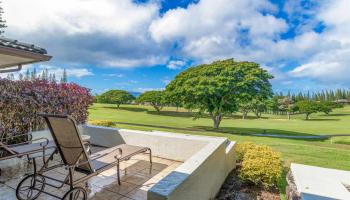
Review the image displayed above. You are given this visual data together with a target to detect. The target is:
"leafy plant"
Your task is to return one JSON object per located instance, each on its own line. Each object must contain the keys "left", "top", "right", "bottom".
{"left": 235, "top": 142, "right": 258, "bottom": 161}
{"left": 240, "top": 144, "right": 282, "bottom": 189}
{"left": 0, "top": 79, "right": 93, "bottom": 142}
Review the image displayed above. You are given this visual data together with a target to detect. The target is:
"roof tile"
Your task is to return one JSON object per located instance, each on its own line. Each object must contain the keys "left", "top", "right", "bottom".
{"left": 0, "top": 37, "right": 48, "bottom": 55}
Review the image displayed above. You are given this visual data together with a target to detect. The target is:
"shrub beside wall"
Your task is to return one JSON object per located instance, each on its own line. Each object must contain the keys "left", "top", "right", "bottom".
{"left": 0, "top": 79, "right": 93, "bottom": 142}
{"left": 235, "top": 142, "right": 258, "bottom": 162}
{"left": 236, "top": 142, "right": 283, "bottom": 189}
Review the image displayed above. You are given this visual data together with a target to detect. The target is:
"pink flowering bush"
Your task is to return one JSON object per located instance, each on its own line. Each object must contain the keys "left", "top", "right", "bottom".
{"left": 0, "top": 79, "right": 93, "bottom": 142}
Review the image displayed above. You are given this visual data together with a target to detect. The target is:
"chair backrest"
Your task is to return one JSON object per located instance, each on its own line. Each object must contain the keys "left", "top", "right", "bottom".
{"left": 39, "top": 114, "right": 93, "bottom": 173}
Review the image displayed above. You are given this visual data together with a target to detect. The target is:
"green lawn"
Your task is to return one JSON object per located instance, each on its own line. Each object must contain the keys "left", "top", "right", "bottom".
{"left": 89, "top": 103, "right": 350, "bottom": 171}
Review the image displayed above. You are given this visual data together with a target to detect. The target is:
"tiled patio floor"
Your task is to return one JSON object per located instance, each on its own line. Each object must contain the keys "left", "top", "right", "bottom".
{"left": 0, "top": 146, "right": 182, "bottom": 200}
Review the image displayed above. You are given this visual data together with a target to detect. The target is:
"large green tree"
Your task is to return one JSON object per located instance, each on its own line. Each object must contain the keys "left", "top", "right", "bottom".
{"left": 137, "top": 90, "right": 163, "bottom": 112}
{"left": 97, "top": 90, "right": 135, "bottom": 108}
{"left": 165, "top": 59, "right": 273, "bottom": 128}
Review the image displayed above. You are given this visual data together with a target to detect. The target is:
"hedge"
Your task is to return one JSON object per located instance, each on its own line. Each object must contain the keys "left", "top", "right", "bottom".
{"left": 238, "top": 143, "right": 283, "bottom": 189}
{"left": 0, "top": 79, "right": 93, "bottom": 143}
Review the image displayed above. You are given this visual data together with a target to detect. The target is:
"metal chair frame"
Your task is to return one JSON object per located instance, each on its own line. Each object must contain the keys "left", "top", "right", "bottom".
{"left": 0, "top": 132, "right": 56, "bottom": 176}
{"left": 16, "top": 114, "right": 152, "bottom": 200}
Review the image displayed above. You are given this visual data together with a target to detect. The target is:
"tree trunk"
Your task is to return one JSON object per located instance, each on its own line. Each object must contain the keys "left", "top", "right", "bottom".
{"left": 287, "top": 112, "right": 290, "bottom": 120}
{"left": 242, "top": 112, "right": 248, "bottom": 119}
{"left": 154, "top": 106, "right": 160, "bottom": 112}
{"left": 212, "top": 114, "right": 222, "bottom": 129}
{"left": 306, "top": 113, "right": 310, "bottom": 120}
{"left": 176, "top": 106, "right": 179, "bottom": 112}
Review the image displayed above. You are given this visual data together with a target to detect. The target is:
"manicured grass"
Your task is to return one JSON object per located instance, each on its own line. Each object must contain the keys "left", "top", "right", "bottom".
{"left": 89, "top": 103, "right": 350, "bottom": 171}
{"left": 89, "top": 103, "right": 350, "bottom": 199}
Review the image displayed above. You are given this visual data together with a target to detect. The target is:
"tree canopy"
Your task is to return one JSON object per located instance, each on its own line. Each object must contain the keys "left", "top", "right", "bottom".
{"left": 278, "top": 97, "right": 295, "bottom": 120}
{"left": 97, "top": 90, "right": 135, "bottom": 108}
{"left": 165, "top": 59, "right": 273, "bottom": 128}
{"left": 295, "top": 100, "right": 320, "bottom": 120}
{"left": 137, "top": 90, "right": 163, "bottom": 112}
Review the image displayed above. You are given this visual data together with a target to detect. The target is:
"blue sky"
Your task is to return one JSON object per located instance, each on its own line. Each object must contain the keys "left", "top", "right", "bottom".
{"left": 2, "top": 0, "right": 350, "bottom": 94}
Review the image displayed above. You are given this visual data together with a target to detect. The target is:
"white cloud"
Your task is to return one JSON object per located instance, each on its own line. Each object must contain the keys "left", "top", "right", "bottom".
{"left": 103, "top": 56, "right": 168, "bottom": 68}
{"left": 2, "top": 0, "right": 163, "bottom": 68}
{"left": 149, "top": 0, "right": 287, "bottom": 63}
{"left": 161, "top": 76, "right": 171, "bottom": 84}
{"left": 3, "top": 0, "right": 158, "bottom": 36}
{"left": 167, "top": 60, "right": 186, "bottom": 70}
{"left": 135, "top": 87, "right": 164, "bottom": 93}
{"left": 103, "top": 73, "right": 124, "bottom": 78}
{"left": 288, "top": 0, "right": 350, "bottom": 83}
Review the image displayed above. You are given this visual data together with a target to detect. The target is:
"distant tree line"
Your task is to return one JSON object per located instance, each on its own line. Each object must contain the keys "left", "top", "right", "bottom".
{"left": 5, "top": 68, "right": 68, "bottom": 83}
{"left": 274, "top": 89, "right": 350, "bottom": 102}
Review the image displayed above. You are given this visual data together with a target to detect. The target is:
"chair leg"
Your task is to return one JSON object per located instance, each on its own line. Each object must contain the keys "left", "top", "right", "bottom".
{"left": 27, "top": 154, "right": 32, "bottom": 163}
{"left": 149, "top": 148, "right": 152, "bottom": 165}
{"left": 117, "top": 160, "right": 121, "bottom": 185}
{"left": 148, "top": 148, "right": 153, "bottom": 174}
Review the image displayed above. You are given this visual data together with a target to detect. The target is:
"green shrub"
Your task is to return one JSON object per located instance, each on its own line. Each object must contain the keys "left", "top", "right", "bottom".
{"left": 89, "top": 120, "right": 115, "bottom": 127}
{"left": 240, "top": 144, "right": 282, "bottom": 189}
{"left": 235, "top": 142, "right": 258, "bottom": 162}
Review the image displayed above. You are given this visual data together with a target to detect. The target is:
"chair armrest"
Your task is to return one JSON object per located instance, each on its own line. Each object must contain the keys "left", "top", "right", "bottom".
{"left": 1, "top": 133, "right": 33, "bottom": 144}
{"left": 8, "top": 137, "right": 50, "bottom": 149}
{"left": 32, "top": 137, "right": 50, "bottom": 148}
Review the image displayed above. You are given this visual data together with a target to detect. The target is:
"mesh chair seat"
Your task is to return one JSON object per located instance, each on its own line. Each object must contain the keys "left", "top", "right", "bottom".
{"left": 79, "top": 144, "right": 149, "bottom": 172}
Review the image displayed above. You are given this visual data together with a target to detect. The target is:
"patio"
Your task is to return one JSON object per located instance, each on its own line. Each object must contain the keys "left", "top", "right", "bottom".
{"left": 0, "top": 125, "right": 235, "bottom": 200}
{"left": 0, "top": 145, "right": 182, "bottom": 200}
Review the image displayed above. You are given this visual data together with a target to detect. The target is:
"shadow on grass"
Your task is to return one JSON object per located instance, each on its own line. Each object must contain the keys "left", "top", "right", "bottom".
{"left": 146, "top": 111, "right": 268, "bottom": 120}
{"left": 193, "top": 126, "right": 328, "bottom": 141}
{"left": 147, "top": 110, "right": 196, "bottom": 118}
{"left": 306, "top": 118, "right": 340, "bottom": 121}
{"left": 319, "top": 113, "right": 350, "bottom": 117}
{"left": 114, "top": 121, "right": 328, "bottom": 141}
{"left": 102, "top": 106, "right": 148, "bottom": 112}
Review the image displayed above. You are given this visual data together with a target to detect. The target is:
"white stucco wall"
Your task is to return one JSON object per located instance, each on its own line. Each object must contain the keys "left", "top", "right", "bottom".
{"left": 32, "top": 125, "right": 236, "bottom": 200}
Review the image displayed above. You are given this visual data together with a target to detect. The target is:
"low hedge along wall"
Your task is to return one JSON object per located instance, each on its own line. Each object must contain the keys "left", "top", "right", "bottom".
{"left": 0, "top": 79, "right": 93, "bottom": 143}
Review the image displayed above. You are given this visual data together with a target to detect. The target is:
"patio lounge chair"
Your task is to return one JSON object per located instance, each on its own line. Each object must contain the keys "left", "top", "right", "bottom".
{"left": 16, "top": 114, "right": 152, "bottom": 200}
{"left": 0, "top": 133, "right": 57, "bottom": 176}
